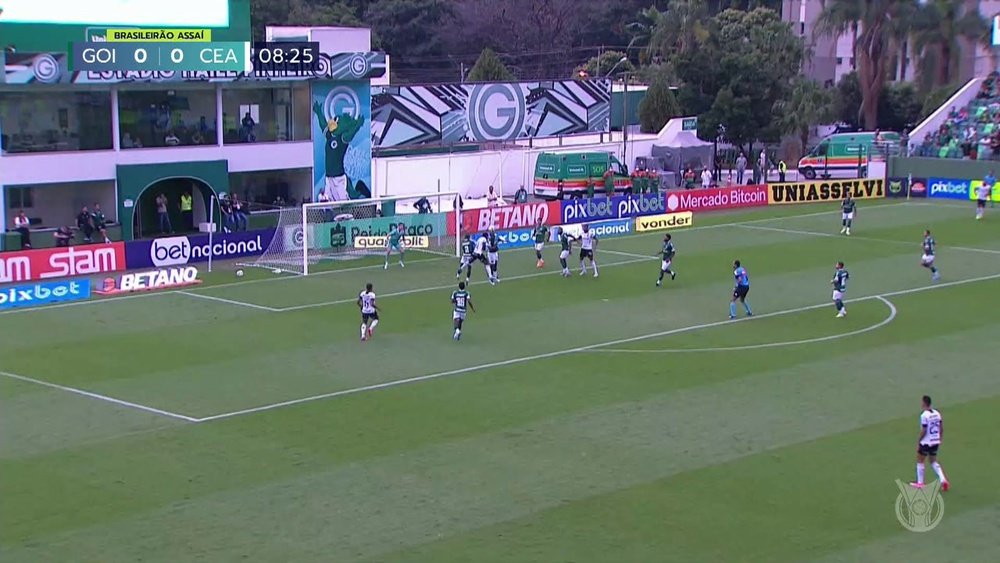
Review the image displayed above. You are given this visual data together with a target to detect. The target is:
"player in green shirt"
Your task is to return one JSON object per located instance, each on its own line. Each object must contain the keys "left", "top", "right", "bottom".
{"left": 90, "top": 203, "right": 112, "bottom": 243}
{"left": 840, "top": 194, "right": 856, "bottom": 235}
{"left": 921, "top": 229, "right": 940, "bottom": 282}
{"left": 648, "top": 172, "right": 660, "bottom": 195}
{"left": 456, "top": 234, "right": 475, "bottom": 282}
{"left": 656, "top": 233, "right": 677, "bottom": 287}
{"left": 636, "top": 171, "right": 648, "bottom": 194}
{"left": 451, "top": 281, "right": 476, "bottom": 341}
{"left": 313, "top": 101, "right": 365, "bottom": 201}
{"left": 557, "top": 227, "right": 574, "bottom": 277}
{"left": 603, "top": 171, "right": 615, "bottom": 198}
{"left": 831, "top": 261, "right": 849, "bottom": 317}
{"left": 384, "top": 223, "right": 406, "bottom": 269}
{"left": 586, "top": 177, "right": 596, "bottom": 199}
{"left": 532, "top": 221, "right": 549, "bottom": 268}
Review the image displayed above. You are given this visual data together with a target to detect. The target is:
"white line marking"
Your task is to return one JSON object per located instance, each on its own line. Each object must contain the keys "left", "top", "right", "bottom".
{"left": 592, "top": 296, "right": 897, "bottom": 353}
{"left": 177, "top": 291, "right": 281, "bottom": 312}
{"left": 193, "top": 273, "right": 1000, "bottom": 423}
{"left": 276, "top": 256, "right": 653, "bottom": 312}
{"left": 738, "top": 223, "right": 1000, "bottom": 255}
{"left": 0, "top": 370, "right": 198, "bottom": 423}
{"left": 0, "top": 200, "right": 911, "bottom": 317}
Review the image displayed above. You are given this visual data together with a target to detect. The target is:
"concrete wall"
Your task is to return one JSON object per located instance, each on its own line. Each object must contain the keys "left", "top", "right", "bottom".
{"left": 888, "top": 156, "right": 999, "bottom": 181}
{"left": 4, "top": 180, "right": 118, "bottom": 228}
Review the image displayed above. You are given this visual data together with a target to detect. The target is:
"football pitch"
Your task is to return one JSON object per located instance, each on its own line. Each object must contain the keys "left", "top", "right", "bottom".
{"left": 3, "top": 199, "right": 1000, "bottom": 562}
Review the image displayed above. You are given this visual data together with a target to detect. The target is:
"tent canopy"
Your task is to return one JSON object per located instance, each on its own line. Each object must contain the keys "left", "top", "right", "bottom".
{"left": 650, "top": 130, "right": 713, "bottom": 174}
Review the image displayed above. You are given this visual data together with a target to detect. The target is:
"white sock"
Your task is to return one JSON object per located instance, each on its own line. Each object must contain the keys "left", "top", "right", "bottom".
{"left": 455, "top": 328, "right": 461, "bottom": 335}
{"left": 360, "top": 324, "right": 367, "bottom": 339}
{"left": 580, "top": 263, "right": 586, "bottom": 273}
{"left": 931, "top": 461, "right": 947, "bottom": 482}
{"left": 370, "top": 319, "right": 379, "bottom": 332}
{"left": 591, "top": 261, "right": 599, "bottom": 275}
{"left": 916, "top": 463, "right": 925, "bottom": 484}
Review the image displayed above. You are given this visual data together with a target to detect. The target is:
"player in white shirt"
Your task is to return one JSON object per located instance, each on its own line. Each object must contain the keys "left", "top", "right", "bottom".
{"left": 975, "top": 182, "right": 991, "bottom": 220}
{"left": 912, "top": 394, "right": 949, "bottom": 491}
{"left": 473, "top": 233, "right": 491, "bottom": 281}
{"left": 357, "top": 283, "right": 380, "bottom": 341}
{"left": 578, "top": 224, "right": 599, "bottom": 277}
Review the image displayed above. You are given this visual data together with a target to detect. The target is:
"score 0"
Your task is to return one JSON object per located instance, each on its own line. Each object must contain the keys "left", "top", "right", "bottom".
{"left": 133, "top": 46, "right": 185, "bottom": 66}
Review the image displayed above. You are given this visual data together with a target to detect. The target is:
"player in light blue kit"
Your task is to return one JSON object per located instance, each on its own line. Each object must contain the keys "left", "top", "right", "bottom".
{"left": 730, "top": 260, "right": 753, "bottom": 319}
{"left": 384, "top": 223, "right": 406, "bottom": 269}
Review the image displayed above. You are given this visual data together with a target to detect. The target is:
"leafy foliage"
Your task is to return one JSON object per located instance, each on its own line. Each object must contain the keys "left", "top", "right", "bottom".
{"left": 466, "top": 48, "right": 516, "bottom": 82}
{"left": 638, "top": 70, "right": 681, "bottom": 133}
{"left": 575, "top": 51, "right": 635, "bottom": 79}
{"left": 774, "top": 78, "right": 835, "bottom": 150}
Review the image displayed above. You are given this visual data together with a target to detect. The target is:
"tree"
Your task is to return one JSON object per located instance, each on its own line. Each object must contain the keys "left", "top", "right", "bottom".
{"left": 877, "top": 81, "right": 922, "bottom": 132}
{"left": 630, "top": 0, "right": 710, "bottom": 64}
{"left": 910, "top": 0, "right": 990, "bottom": 89}
{"left": 834, "top": 71, "right": 863, "bottom": 130}
{"left": 466, "top": 48, "right": 516, "bottom": 82}
{"left": 575, "top": 51, "right": 635, "bottom": 79}
{"left": 774, "top": 78, "right": 834, "bottom": 152}
{"left": 251, "top": 0, "right": 362, "bottom": 40}
{"left": 638, "top": 71, "right": 680, "bottom": 133}
{"left": 365, "top": 0, "right": 453, "bottom": 81}
{"left": 815, "top": 0, "right": 916, "bottom": 129}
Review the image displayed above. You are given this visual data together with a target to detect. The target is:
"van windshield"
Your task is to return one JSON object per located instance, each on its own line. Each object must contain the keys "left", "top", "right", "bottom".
{"left": 808, "top": 142, "right": 829, "bottom": 157}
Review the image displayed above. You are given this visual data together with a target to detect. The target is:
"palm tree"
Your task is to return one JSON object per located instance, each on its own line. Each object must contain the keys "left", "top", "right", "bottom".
{"left": 815, "top": 0, "right": 915, "bottom": 130}
{"left": 628, "top": 0, "right": 710, "bottom": 64}
{"left": 627, "top": 6, "right": 668, "bottom": 64}
{"left": 775, "top": 78, "right": 835, "bottom": 153}
{"left": 910, "top": 0, "right": 990, "bottom": 89}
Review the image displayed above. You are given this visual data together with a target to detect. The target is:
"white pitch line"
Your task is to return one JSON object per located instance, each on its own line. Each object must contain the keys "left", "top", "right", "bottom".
{"left": 0, "top": 200, "right": 914, "bottom": 317}
{"left": 592, "top": 296, "right": 897, "bottom": 353}
{"left": 738, "top": 223, "right": 1000, "bottom": 255}
{"left": 276, "top": 255, "right": 653, "bottom": 312}
{"left": 193, "top": 272, "right": 1000, "bottom": 423}
{"left": 177, "top": 291, "right": 281, "bottom": 312}
{"left": 0, "top": 370, "right": 199, "bottom": 423}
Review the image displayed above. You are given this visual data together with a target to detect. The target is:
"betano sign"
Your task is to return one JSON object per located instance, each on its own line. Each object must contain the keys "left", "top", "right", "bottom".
{"left": 768, "top": 179, "right": 886, "bottom": 204}
{"left": 97, "top": 266, "right": 202, "bottom": 295}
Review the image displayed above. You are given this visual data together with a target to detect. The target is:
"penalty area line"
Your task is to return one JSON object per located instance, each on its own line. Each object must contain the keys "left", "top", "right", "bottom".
{"left": 591, "top": 296, "right": 897, "bottom": 353}
{"left": 177, "top": 291, "right": 282, "bottom": 312}
{"left": 0, "top": 370, "right": 199, "bottom": 423}
{"left": 193, "top": 272, "right": 1000, "bottom": 423}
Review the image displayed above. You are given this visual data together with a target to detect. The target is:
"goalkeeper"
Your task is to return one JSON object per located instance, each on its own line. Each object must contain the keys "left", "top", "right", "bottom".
{"left": 384, "top": 223, "right": 406, "bottom": 269}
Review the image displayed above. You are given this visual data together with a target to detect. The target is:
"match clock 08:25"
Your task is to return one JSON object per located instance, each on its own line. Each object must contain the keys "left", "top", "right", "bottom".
{"left": 251, "top": 42, "right": 321, "bottom": 73}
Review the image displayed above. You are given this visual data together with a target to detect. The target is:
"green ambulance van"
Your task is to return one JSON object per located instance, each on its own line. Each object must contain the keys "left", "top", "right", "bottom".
{"left": 798, "top": 131, "right": 901, "bottom": 180}
{"left": 532, "top": 152, "right": 632, "bottom": 199}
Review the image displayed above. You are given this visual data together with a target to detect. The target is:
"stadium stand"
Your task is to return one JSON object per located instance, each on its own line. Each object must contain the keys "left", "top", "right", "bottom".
{"left": 914, "top": 72, "right": 1000, "bottom": 160}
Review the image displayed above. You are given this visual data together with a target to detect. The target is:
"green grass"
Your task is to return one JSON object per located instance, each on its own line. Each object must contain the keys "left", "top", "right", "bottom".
{"left": 2, "top": 199, "right": 999, "bottom": 562}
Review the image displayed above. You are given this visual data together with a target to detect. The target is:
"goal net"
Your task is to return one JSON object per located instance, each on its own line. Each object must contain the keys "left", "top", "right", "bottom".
{"left": 245, "top": 191, "right": 461, "bottom": 275}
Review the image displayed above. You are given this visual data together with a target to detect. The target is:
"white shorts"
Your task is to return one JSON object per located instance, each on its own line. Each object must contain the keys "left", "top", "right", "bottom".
{"left": 921, "top": 254, "right": 935, "bottom": 265}
{"left": 661, "top": 259, "right": 672, "bottom": 270}
{"left": 453, "top": 311, "right": 466, "bottom": 321}
{"left": 324, "top": 175, "right": 349, "bottom": 201}
{"left": 488, "top": 252, "right": 498, "bottom": 265}
{"left": 460, "top": 256, "right": 472, "bottom": 268}
{"left": 559, "top": 250, "right": 570, "bottom": 260}
{"left": 832, "top": 290, "right": 844, "bottom": 301}
{"left": 534, "top": 242, "right": 544, "bottom": 251}
{"left": 842, "top": 212, "right": 854, "bottom": 220}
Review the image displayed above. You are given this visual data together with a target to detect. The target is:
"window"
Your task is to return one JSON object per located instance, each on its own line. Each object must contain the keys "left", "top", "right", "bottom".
{"left": 7, "top": 187, "right": 34, "bottom": 209}
{"left": 222, "top": 84, "right": 311, "bottom": 144}
{"left": 118, "top": 88, "right": 217, "bottom": 149}
{"left": 0, "top": 90, "right": 113, "bottom": 154}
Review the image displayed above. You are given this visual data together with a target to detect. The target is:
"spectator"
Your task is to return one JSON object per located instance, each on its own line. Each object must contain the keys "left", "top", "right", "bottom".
{"left": 122, "top": 132, "right": 136, "bottom": 149}
{"left": 683, "top": 168, "right": 696, "bottom": 189}
{"left": 91, "top": 203, "right": 112, "bottom": 243}
{"left": 156, "top": 192, "right": 172, "bottom": 234}
{"left": 13, "top": 210, "right": 31, "bottom": 249}
{"left": 164, "top": 130, "right": 180, "bottom": 146}
{"left": 487, "top": 185, "right": 499, "bottom": 207}
{"left": 414, "top": 196, "right": 432, "bottom": 214}
{"left": 758, "top": 150, "right": 768, "bottom": 182}
{"left": 514, "top": 186, "right": 528, "bottom": 203}
{"left": 53, "top": 225, "right": 73, "bottom": 247}
{"left": 735, "top": 152, "right": 747, "bottom": 185}
{"left": 586, "top": 176, "right": 596, "bottom": 199}
{"left": 231, "top": 194, "right": 248, "bottom": 231}
{"left": 76, "top": 205, "right": 95, "bottom": 243}
{"left": 701, "top": 168, "right": 712, "bottom": 189}
{"left": 778, "top": 159, "right": 787, "bottom": 183}
{"left": 603, "top": 169, "right": 615, "bottom": 197}
{"left": 556, "top": 179, "right": 565, "bottom": 200}
{"left": 985, "top": 170, "right": 996, "bottom": 209}
{"left": 241, "top": 112, "right": 256, "bottom": 142}
{"left": 180, "top": 190, "right": 194, "bottom": 231}
{"left": 219, "top": 195, "right": 234, "bottom": 233}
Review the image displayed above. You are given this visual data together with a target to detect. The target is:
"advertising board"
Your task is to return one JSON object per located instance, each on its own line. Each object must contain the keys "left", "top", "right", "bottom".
{"left": 0, "top": 243, "right": 126, "bottom": 284}
{"left": 97, "top": 266, "right": 202, "bottom": 295}
{"left": 451, "top": 201, "right": 560, "bottom": 235}
{"left": 886, "top": 177, "right": 908, "bottom": 198}
{"left": 0, "top": 280, "right": 92, "bottom": 310}
{"left": 635, "top": 212, "right": 695, "bottom": 232}
{"left": 665, "top": 185, "right": 768, "bottom": 213}
{"left": 284, "top": 214, "right": 447, "bottom": 251}
{"left": 928, "top": 178, "right": 970, "bottom": 200}
{"left": 969, "top": 180, "right": 1000, "bottom": 202}
{"left": 552, "top": 219, "right": 634, "bottom": 240}
{"left": 909, "top": 177, "right": 928, "bottom": 198}
{"left": 767, "top": 179, "right": 886, "bottom": 204}
{"left": 354, "top": 236, "right": 429, "bottom": 249}
{"left": 125, "top": 230, "right": 274, "bottom": 270}
{"left": 473, "top": 229, "right": 536, "bottom": 250}
{"left": 560, "top": 193, "right": 666, "bottom": 224}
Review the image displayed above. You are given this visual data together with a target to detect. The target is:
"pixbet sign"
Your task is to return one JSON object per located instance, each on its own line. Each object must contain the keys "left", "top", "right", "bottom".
{"left": 0, "top": 280, "right": 92, "bottom": 310}
{"left": 474, "top": 229, "right": 535, "bottom": 250}
{"left": 560, "top": 194, "right": 665, "bottom": 224}
{"left": 451, "top": 201, "right": 559, "bottom": 235}
{"left": 0, "top": 244, "right": 126, "bottom": 283}
{"left": 665, "top": 185, "right": 768, "bottom": 212}
{"left": 928, "top": 178, "right": 970, "bottom": 200}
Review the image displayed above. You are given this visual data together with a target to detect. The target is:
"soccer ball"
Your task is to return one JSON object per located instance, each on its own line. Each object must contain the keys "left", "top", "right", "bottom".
{"left": 236, "top": 269, "right": 245, "bottom": 278}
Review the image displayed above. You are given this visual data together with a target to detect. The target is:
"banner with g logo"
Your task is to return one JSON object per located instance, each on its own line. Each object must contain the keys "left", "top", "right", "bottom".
{"left": 466, "top": 83, "right": 526, "bottom": 141}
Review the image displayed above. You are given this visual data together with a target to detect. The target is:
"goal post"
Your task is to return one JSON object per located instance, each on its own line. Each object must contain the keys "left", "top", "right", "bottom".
{"left": 245, "top": 191, "right": 462, "bottom": 275}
